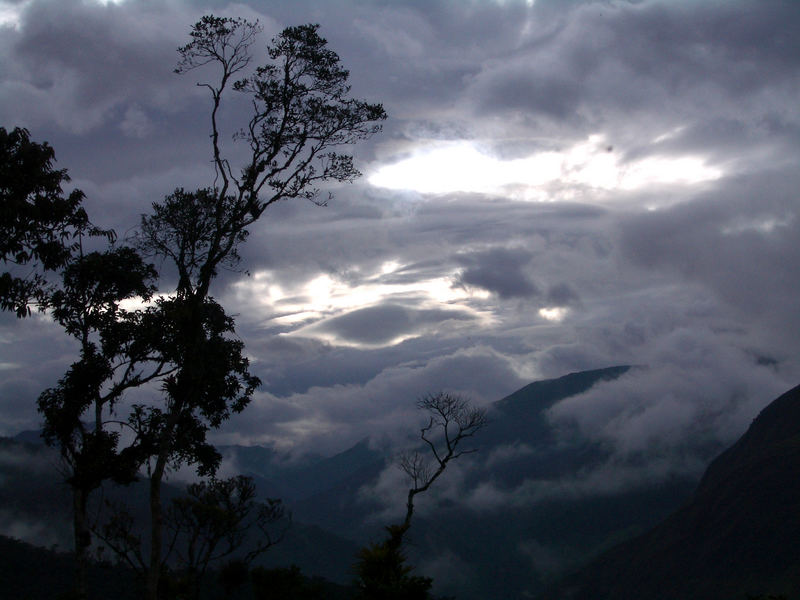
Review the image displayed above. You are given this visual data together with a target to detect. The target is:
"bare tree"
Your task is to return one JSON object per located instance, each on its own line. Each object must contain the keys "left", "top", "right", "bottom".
{"left": 398, "top": 392, "right": 488, "bottom": 533}
{"left": 95, "top": 475, "right": 288, "bottom": 600}
{"left": 355, "top": 393, "right": 487, "bottom": 599}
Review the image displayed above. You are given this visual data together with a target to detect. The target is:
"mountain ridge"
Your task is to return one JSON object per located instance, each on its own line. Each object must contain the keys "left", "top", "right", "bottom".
{"left": 547, "top": 383, "right": 800, "bottom": 600}
{"left": 3, "top": 365, "right": 707, "bottom": 600}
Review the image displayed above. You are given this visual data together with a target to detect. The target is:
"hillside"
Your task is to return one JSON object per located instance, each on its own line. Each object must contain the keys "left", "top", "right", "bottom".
{"left": 2, "top": 366, "right": 705, "bottom": 599}
{"left": 547, "top": 383, "right": 800, "bottom": 600}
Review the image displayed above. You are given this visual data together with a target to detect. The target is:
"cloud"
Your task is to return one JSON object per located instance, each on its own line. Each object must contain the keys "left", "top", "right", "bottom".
{"left": 545, "top": 282, "right": 580, "bottom": 306}
{"left": 0, "top": 511, "right": 64, "bottom": 548}
{"left": 309, "top": 303, "right": 475, "bottom": 346}
{"left": 547, "top": 339, "right": 792, "bottom": 463}
{"left": 0, "top": 0, "right": 798, "bottom": 490}
{"left": 455, "top": 246, "right": 539, "bottom": 299}
{"left": 218, "top": 344, "right": 524, "bottom": 455}
{"left": 618, "top": 167, "right": 800, "bottom": 338}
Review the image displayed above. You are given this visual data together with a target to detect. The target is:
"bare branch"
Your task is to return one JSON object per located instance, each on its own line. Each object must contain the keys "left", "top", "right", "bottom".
{"left": 397, "top": 392, "right": 488, "bottom": 534}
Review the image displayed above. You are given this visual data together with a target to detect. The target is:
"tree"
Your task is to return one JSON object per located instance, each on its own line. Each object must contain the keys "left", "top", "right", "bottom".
{"left": 36, "top": 246, "right": 166, "bottom": 600}
{"left": 173, "top": 18, "right": 387, "bottom": 271}
{"left": 397, "top": 393, "right": 487, "bottom": 535}
{"left": 354, "top": 525, "right": 433, "bottom": 600}
{"left": 250, "top": 564, "right": 330, "bottom": 600}
{"left": 165, "top": 475, "right": 288, "bottom": 600}
{"left": 128, "top": 15, "right": 385, "bottom": 599}
{"left": 140, "top": 17, "right": 387, "bottom": 300}
{"left": 126, "top": 295, "right": 260, "bottom": 599}
{"left": 0, "top": 126, "right": 110, "bottom": 317}
{"left": 98, "top": 475, "right": 288, "bottom": 600}
{"left": 354, "top": 393, "right": 487, "bottom": 599}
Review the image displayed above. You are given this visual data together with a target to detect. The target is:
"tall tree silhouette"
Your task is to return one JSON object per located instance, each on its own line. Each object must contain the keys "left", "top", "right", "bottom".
{"left": 37, "top": 246, "right": 166, "bottom": 600}
{"left": 130, "top": 15, "right": 385, "bottom": 599}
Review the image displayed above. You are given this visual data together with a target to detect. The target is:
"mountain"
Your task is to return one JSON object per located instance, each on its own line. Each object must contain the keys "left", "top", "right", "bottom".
{"left": 547, "top": 383, "right": 800, "bottom": 600}
{"left": 2, "top": 366, "right": 704, "bottom": 599}
{"left": 268, "top": 366, "right": 700, "bottom": 599}
{"left": 222, "top": 436, "right": 384, "bottom": 503}
{"left": 0, "top": 534, "right": 141, "bottom": 600}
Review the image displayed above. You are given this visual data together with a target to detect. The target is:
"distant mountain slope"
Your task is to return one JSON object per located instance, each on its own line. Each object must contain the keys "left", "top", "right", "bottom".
{"left": 288, "top": 366, "right": 635, "bottom": 531}
{"left": 282, "top": 366, "right": 702, "bottom": 599}
{"left": 494, "top": 365, "right": 631, "bottom": 418}
{"left": 548, "top": 383, "right": 800, "bottom": 600}
{"left": 5, "top": 366, "right": 705, "bottom": 600}
{"left": 0, "top": 534, "right": 140, "bottom": 600}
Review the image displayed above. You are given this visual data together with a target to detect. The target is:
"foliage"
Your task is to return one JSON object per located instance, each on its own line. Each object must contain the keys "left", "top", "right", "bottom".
{"left": 9, "top": 12, "right": 384, "bottom": 599}
{"left": 38, "top": 247, "right": 162, "bottom": 463}
{"left": 0, "top": 126, "right": 111, "bottom": 316}
{"left": 164, "top": 475, "right": 288, "bottom": 599}
{"left": 250, "top": 565, "right": 330, "bottom": 600}
{"left": 138, "top": 188, "right": 249, "bottom": 295}
{"left": 175, "top": 18, "right": 386, "bottom": 214}
{"left": 36, "top": 246, "right": 164, "bottom": 600}
{"left": 128, "top": 296, "right": 260, "bottom": 477}
{"left": 353, "top": 525, "right": 432, "bottom": 600}
{"left": 139, "top": 17, "right": 386, "bottom": 302}
{"left": 126, "top": 15, "right": 385, "bottom": 599}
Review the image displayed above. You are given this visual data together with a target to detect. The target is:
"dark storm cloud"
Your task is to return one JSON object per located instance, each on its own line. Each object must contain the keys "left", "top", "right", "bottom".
{"left": 1, "top": 0, "right": 799, "bottom": 489}
{"left": 4, "top": 0, "right": 192, "bottom": 132}
{"left": 617, "top": 166, "right": 800, "bottom": 343}
{"left": 545, "top": 282, "right": 580, "bottom": 306}
{"left": 454, "top": 246, "right": 539, "bottom": 299}
{"left": 313, "top": 303, "right": 474, "bottom": 345}
{"left": 464, "top": 0, "right": 800, "bottom": 161}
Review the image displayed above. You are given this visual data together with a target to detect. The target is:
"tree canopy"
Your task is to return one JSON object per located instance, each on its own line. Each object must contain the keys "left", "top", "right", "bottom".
{"left": 8, "top": 12, "right": 386, "bottom": 600}
{"left": 0, "top": 126, "right": 109, "bottom": 316}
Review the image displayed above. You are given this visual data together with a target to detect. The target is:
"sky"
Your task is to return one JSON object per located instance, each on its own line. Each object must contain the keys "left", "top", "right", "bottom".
{"left": 1, "top": 0, "right": 799, "bottom": 486}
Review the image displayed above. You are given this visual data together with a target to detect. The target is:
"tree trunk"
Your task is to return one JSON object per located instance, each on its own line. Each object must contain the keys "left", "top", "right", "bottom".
{"left": 147, "top": 455, "right": 167, "bottom": 600}
{"left": 72, "top": 487, "right": 90, "bottom": 600}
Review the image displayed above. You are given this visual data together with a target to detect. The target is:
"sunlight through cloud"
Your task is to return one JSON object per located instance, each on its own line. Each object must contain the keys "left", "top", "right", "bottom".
{"left": 0, "top": 0, "right": 28, "bottom": 28}
{"left": 370, "top": 135, "right": 722, "bottom": 200}
{"left": 231, "top": 263, "right": 493, "bottom": 347}
{"left": 538, "top": 307, "right": 569, "bottom": 322}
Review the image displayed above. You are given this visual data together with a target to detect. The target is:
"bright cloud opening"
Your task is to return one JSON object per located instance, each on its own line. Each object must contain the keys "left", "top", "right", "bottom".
{"left": 369, "top": 135, "right": 722, "bottom": 200}
{"left": 0, "top": 0, "right": 28, "bottom": 28}
{"left": 1, "top": 0, "right": 127, "bottom": 29}
{"left": 231, "top": 261, "right": 493, "bottom": 347}
{"left": 538, "top": 307, "right": 569, "bottom": 322}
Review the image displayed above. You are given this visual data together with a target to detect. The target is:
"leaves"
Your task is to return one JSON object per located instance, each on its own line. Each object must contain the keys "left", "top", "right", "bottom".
{"left": 354, "top": 524, "right": 433, "bottom": 600}
{"left": 175, "top": 17, "right": 386, "bottom": 250}
{"left": 37, "top": 247, "right": 162, "bottom": 492}
{"left": 128, "top": 296, "right": 260, "bottom": 477}
{"left": 0, "top": 126, "right": 113, "bottom": 316}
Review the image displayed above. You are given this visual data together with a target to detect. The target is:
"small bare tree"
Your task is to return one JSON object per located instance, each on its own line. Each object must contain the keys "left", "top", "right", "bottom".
{"left": 398, "top": 392, "right": 487, "bottom": 533}
{"left": 354, "top": 393, "right": 487, "bottom": 599}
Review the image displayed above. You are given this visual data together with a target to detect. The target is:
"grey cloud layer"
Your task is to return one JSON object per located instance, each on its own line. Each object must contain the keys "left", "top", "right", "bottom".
{"left": 0, "top": 1, "right": 798, "bottom": 490}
